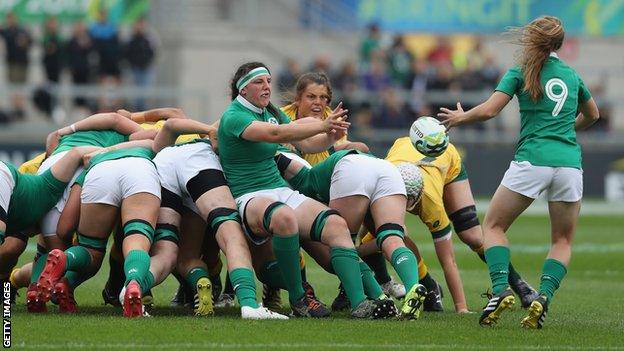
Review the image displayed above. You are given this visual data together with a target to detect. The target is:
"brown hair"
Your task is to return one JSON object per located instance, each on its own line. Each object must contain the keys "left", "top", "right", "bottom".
{"left": 230, "top": 61, "right": 281, "bottom": 118}
{"left": 290, "top": 72, "right": 333, "bottom": 104}
{"left": 509, "top": 16, "right": 564, "bottom": 101}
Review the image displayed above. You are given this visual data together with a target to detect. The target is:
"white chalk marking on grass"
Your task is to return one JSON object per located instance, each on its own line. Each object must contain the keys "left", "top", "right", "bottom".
{"left": 15, "top": 342, "right": 624, "bottom": 350}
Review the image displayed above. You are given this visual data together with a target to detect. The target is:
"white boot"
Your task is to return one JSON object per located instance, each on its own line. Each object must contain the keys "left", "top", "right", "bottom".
{"left": 241, "top": 306, "right": 289, "bottom": 320}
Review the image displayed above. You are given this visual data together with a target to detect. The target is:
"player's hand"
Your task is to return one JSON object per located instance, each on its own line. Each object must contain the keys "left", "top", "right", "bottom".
{"left": 46, "top": 130, "right": 61, "bottom": 156}
{"left": 323, "top": 102, "right": 350, "bottom": 134}
{"left": 117, "top": 109, "right": 132, "bottom": 119}
{"left": 82, "top": 148, "right": 107, "bottom": 167}
{"left": 208, "top": 128, "right": 219, "bottom": 154}
{"left": 438, "top": 102, "right": 465, "bottom": 130}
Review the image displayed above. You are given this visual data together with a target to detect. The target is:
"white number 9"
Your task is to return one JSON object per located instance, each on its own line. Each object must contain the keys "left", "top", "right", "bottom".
{"left": 545, "top": 78, "right": 568, "bottom": 117}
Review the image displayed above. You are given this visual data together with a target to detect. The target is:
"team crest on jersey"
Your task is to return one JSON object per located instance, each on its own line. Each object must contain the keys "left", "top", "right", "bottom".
{"left": 268, "top": 117, "right": 279, "bottom": 125}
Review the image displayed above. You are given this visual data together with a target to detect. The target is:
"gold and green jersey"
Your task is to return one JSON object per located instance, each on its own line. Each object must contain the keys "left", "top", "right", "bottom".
{"left": 496, "top": 54, "right": 592, "bottom": 169}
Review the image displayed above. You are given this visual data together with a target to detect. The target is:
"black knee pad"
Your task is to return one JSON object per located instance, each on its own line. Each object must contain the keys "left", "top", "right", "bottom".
{"left": 33, "top": 243, "right": 48, "bottom": 262}
{"left": 262, "top": 202, "right": 286, "bottom": 233}
{"left": 310, "top": 209, "right": 341, "bottom": 242}
{"left": 207, "top": 207, "right": 241, "bottom": 235}
{"left": 274, "top": 154, "right": 292, "bottom": 176}
{"left": 161, "top": 187, "right": 184, "bottom": 215}
{"left": 375, "top": 223, "right": 405, "bottom": 249}
{"left": 449, "top": 205, "right": 479, "bottom": 233}
{"left": 5, "top": 231, "right": 28, "bottom": 244}
{"left": 154, "top": 223, "right": 180, "bottom": 245}
{"left": 186, "top": 169, "right": 228, "bottom": 202}
{"left": 0, "top": 206, "right": 6, "bottom": 222}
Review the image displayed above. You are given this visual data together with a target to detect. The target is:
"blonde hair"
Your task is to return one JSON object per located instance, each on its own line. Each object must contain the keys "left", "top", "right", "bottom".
{"left": 508, "top": 16, "right": 565, "bottom": 101}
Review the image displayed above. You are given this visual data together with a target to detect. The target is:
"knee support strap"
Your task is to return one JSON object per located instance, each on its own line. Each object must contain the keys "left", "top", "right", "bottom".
{"left": 310, "top": 209, "right": 340, "bottom": 242}
{"left": 186, "top": 169, "right": 228, "bottom": 202}
{"left": 274, "top": 154, "right": 292, "bottom": 176}
{"left": 77, "top": 232, "right": 109, "bottom": 253}
{"left": 262, "top": 202, "right": 286, "bottom": 233}
{"left": 449, "top": 205, "right": 479, "bottom": 233}
{"left": 161, "top": 187, "right": 184, "bottom": 215}
{"left": 375, "top": 223, "right": 405, "bottom": 249}
{"left": 154, "top": 223, "right": 180, "bottom": 244}
{"left": 207, "top": 207, "right": 241, "bottom": 235}
{"left": 123, "top": 219, "right": 155, "bottom": 243}
{"left": 0, "top": 206, "right": 6, "bottom": 222}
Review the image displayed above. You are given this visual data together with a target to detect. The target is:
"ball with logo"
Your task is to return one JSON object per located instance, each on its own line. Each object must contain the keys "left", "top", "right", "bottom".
{"left": 409, "top": 116, "right": 449, "bottom": 157}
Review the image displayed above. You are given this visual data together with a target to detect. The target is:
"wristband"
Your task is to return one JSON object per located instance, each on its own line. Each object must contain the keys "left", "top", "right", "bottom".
{"left": 70, "top": 124, "right": 76, "bottom": 133}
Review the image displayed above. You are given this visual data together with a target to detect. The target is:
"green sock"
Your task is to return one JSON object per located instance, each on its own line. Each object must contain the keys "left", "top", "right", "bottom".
{"left": 65, "top": 246, "right": 92, "bottom": 272}
{"left": 363, "top": 252, "right": 391, "bottom": 284}
{"left": 186, "top": 267, "right": 209, "bottom": 291}
{"left": 539, "top": 258, "right": 567, "bottom": 302}
{"left": 229, "top": 268, "right": 259, "bottom": 308}
{"left": 390, "top": 246, "right": 419, "bottom": 291}
{"left": 330, "top": 247, "right": 366, "bottom": 309}
{"left": 65, "top": 269, "right": 94, "bottom": 289}
{"left": 30, "top": 253, "right": 49, "bottom": 284}
{"left": 359, "top": 261, "right": 384, "bottom": 299}
{"left": 485, "top": 246, "right": 511, "bottom": 294}
{"left": 272, "top": 234, "right": 305, "bottom": 303}
{"left": 124, "top": 250, "right": 153, "bottom": 294}
{"left": 258, "top": 261, "right": 287, "bottom": 289}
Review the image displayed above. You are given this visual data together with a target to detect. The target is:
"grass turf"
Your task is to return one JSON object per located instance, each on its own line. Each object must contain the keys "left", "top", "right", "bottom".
{"left": 7, "top": 214, "right": 624, "bottom": 350}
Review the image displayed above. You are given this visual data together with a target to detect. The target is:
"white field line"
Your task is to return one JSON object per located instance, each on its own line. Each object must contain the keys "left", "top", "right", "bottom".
{"left": 12, "top": 342, "right": 624, "bottom": 350}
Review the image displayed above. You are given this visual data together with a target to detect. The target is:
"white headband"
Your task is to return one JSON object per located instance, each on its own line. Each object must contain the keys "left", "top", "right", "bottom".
{"left": 236, "top": 67, "right": 270, "bottom": 90}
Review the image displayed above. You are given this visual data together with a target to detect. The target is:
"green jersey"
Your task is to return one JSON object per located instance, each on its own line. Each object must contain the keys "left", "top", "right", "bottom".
{"left": 75, "top": 147, "right": 156, "bottom": 186}
{"left": 2, "top": 161, "right": 67, "bottom": 235}
{"left": 53, "top": 130, "right": 129, "bottom": 155}
{"left": 218, "top": 97, "right": 292, "bottom": 198}
{"left": 288, "top": 150, "right": 364, "bottom": 204}
{"left": 495, "top": 54, "right": 592, "bottom": 169}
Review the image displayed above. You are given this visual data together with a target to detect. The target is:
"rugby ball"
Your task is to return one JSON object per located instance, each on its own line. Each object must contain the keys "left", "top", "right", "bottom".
{"left": 409, "top": 116, "right": 449, "bottom": 157}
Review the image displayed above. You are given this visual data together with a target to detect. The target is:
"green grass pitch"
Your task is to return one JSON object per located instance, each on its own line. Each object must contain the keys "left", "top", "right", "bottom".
{"left": 8, "top": 214, "right": 624, "bottom": 350}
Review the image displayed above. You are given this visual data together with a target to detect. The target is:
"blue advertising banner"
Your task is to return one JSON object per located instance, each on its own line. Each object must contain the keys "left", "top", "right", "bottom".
{"left": 325, "top": 0, "right": 624, "bottom": 36}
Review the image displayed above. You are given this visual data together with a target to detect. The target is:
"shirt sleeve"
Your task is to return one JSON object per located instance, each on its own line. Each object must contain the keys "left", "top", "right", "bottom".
{"left": 222, "top": 111, "right": 255, "bottom": 139}
{"left": 277, "top": 109, "right": 291, "bottom": 125}
{"left": 495, "top": 67, "right": 522, "bottom": 97}
{"left": 577, "top": 76, "right": 592, "bottom": 103}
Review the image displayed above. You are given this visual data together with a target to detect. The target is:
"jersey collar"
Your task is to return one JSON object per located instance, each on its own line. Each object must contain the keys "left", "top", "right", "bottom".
{"left": 549, "top": 52, "right": 559, "bottom": 58}
{"left": 236, "top": 95, "right": 265, "bottom": 114}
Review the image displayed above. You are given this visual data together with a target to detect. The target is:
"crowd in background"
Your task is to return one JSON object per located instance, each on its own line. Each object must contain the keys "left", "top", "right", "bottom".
{"left": 276, "top": 23, "right": 611, "bottom": 134}
{"left": 0, "top": 11, "right": 157, "bottom": 124}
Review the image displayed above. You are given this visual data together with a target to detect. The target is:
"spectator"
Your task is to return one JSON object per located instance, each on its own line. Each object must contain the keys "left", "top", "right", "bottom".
{"left": 66, "top": 21, "right": 93, "bottom": 108}
{"left": 407, "top": 58, "right": 432, "bottom": 116}
{"left": 372, "top": 87, "right": 411, "bottom": 129}
{"left": 333, "top": 59, "right": 359, "bottom": 111}
{"left": 360, "top": 23, "right": 381, "bottom": 69}
{"left": 427, "top": 36, "right": 453, "bottom": 66}
{"left": 42, "top": 17, "right": 62, "bottom": 83}
{"left": 426, "top": 63, "right": 460, "bottom": 117}
{"left": 479, "top": 54, "right": 501, "bottom": 88}
{"left": 277, "top": 58, "right": 301, "bottom": 93}
{"left": 125, "top": 17, "right": 157, "bottom": 110}
{"left": 363, "top": 54, "right": 391, "bottom": 92}
{"left": 309, "top": 55, "right": 331, "bottom": 75}
{"left": 0, "top": 12, "right": 32, "bottom": 120}
{"left": 386, "top": 34, "right": 414, "bottom": 88}
{"left": 90, "top": 10, "right": 121, "bottom": 82}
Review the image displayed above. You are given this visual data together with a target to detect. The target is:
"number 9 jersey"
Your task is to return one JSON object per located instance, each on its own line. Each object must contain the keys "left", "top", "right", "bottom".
{"left": 495, "top": 52, "right": 592, "bottom": 169}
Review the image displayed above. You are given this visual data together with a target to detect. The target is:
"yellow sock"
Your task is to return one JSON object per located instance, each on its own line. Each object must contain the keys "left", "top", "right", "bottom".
{"left": 9, "top": 268, "right": 19, "bottom": 287}
{"left": 299, "top": 251, "right": 305, "bottom": 270}
{"left": 361, "top": 233, "right": 375, "bottom": 245}
{"left": 418, "top": 258, "right": 428, "bottom": 280}
{"left": 473, "top": 245, "right": 485, "bottom": 256}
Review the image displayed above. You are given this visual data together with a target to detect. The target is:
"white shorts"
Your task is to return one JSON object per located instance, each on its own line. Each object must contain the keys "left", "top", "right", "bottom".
{"left": 501, "top": 161, "right": 583, "bottom": 202}
{"left": 38, "top": 151, "right": 83, "bottom": 212}
{"left": 278, "top": 151, "right": 312, "bottom": 169}
{"left": 235, "top": 187, "right": 309, "bottom": 245}
{"left": 153, "top": 142, "right": 223, "bottom": 214}
{"left": 330, "top": 154, "right": 407, "bottom": 202}
{"left": 0, "top": 162, "right": 15, "bottom": 218}
{"left": 81, "top": 157, "right": 161, "bottom": 206}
